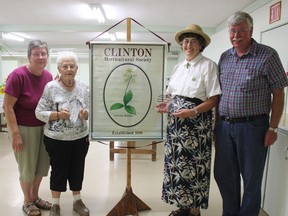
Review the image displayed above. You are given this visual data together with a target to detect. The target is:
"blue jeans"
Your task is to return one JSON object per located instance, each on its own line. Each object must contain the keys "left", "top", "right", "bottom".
{"left": 214, "top": 116, "right": 269, "bottom": 216}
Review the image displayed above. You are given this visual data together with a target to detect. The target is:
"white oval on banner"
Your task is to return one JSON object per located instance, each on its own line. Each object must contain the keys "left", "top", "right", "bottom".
{"left": 103, "top": 63, "right": 152, "bottom": 127}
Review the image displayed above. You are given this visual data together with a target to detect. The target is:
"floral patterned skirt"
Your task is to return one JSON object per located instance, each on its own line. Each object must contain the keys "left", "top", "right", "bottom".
{"left": 161, "top": 96, "right": 212, "bottom": 209}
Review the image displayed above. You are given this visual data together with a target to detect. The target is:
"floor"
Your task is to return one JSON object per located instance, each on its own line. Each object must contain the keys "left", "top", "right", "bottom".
{"left": 0, "top": 131, "right": 268, "bottom": 216}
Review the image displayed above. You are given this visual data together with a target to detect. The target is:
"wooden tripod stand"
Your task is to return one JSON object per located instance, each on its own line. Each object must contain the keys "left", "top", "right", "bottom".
{"left": 106, "top": 141, "right": 151, "bottom": 216}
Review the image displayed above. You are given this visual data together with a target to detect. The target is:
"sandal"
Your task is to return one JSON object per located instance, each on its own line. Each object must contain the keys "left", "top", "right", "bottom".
{"left": 34, "top": 198, "right": 52, "bottom": 210}
{"left": 49, "top": 204, "right": 61, "bottom": 216}
{"left": 169, "top": 208, "right": 190, "bottom": 216}
{"left": 22, "top": 203, "right": 41, "bottom": 216}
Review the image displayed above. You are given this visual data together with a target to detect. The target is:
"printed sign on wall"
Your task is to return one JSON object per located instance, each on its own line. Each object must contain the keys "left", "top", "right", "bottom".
{"left": 269, "top": 1, "right": 281, "bottom": 24}
{"left": 89, "top": 42, "right": 166, "bottom": 140}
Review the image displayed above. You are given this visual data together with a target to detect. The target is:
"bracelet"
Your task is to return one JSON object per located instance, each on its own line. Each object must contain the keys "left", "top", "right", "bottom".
{"left": 57, "top": 111, "right": 59, "bottom": 121}
{"left": 193, "top": 108, "right": 199, "bottom": 116}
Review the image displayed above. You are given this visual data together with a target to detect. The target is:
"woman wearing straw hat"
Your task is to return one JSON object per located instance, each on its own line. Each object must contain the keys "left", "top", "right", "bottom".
{"left": 156, "top": 24, "right": 221, "bottom": 216}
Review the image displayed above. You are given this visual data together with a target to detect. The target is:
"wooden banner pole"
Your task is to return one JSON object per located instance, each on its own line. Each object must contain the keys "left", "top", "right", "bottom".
{"left": 106, "top": 17, "right": 151, "bottom": 216}
{"left": 126, "top": 141, "right": 132, "bottom": 190}
{"left": 127, "top": 17, "right": 131, "bottom": 42}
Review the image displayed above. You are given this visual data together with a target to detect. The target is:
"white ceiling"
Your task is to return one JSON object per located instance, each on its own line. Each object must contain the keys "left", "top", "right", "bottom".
{"left": 0, "top": 0, "right": 270, "bottom": 54}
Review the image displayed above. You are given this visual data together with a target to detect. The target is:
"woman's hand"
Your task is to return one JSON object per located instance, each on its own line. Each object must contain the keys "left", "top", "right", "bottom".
{"left": 59, "top": 108, "right": 70, "bottom": 120}
{"left": 12, "top": 132, "right": 23, "bottom": 153}
{"left": 156, "top": 102, "right": 168, "bottom": 113}
{"left": 79, "top": 108, "right": 88, "bottom": 120}
{"left": 172, "top": 108, "right": 197, "bottom": 118}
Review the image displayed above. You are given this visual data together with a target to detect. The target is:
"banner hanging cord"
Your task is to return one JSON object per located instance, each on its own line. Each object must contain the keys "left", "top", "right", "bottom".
{"left": 86, "top": 17, "right": 171, "bottom": 52}
{"left": 86, "top": 18, "right": 127, "bottom": 44}
{"left": 130, "top": 18, "right": 171, "bottom": 52}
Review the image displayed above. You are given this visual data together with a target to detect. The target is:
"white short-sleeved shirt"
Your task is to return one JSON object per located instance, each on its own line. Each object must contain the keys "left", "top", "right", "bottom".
{"left": 167, "top": 53, "right": 221, "bottom": 101}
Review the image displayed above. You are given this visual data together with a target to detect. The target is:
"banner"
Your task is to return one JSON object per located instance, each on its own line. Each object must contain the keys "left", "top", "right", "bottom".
{"left": 89, "top": 42, "right": 166, "bottom": 140}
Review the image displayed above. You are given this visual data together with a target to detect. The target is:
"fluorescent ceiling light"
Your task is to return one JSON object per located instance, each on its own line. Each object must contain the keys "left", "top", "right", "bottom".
{"left": 90, "top": 4, "right": 105, "bottom": 23}
{"left": 2, "top": 33, "right": 25, "bottom": 42}
{"left": 12, "top": 32, "right": 32, "bottom": 39}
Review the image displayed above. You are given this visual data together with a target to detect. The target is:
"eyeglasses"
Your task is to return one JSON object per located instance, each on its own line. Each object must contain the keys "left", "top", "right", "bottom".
{"left": 228, "top": 28, "right": 250, "bottom": 35}
{"left": 61, "top": 64, "right": 77, "bottom": 70}
{"left": 182, "top": 39, "right": 199, "bottom": 45}
{"left": 31, "top": 52, "right": 48, "bottom": 58}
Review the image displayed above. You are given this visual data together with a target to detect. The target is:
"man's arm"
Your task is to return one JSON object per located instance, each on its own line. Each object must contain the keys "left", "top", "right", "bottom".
{"left": 265, "top": 88, "right": 285, "bottom": 147}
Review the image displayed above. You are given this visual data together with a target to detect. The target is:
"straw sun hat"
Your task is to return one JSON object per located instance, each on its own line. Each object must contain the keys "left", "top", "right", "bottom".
{"left": 174, "top": 24, "right": 211, "bottom": 47}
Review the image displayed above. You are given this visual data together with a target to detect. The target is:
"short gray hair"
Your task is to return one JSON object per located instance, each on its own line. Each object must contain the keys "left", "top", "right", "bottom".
{"left": 227, "top": 11, "right": 253, "bottom": 28}
{"left": 56, "top": 51, "right": 78, "bottom": 66}
{"left": 27, "top": 40, "right": 48, "bottom": 57}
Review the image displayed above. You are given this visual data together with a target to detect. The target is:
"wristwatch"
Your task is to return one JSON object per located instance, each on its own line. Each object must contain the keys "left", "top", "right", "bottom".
{"left": 269, "top": 127, "right": 278, "bottom": 133}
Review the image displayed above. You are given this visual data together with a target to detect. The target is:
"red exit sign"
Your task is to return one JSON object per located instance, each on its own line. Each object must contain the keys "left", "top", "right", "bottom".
{"left": 269, "top": 1, "right": 281, "bottom": 24}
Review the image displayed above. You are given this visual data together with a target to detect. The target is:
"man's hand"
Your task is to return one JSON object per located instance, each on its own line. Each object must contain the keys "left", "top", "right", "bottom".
{"left": 264, "top": 130, "right": 277, "bottom": 147}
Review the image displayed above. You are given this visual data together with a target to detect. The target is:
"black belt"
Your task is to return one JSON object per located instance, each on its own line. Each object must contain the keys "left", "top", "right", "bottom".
{"left": 220, "top": 114, "right": 267, "bottom": 123}
{"left": 175, "top": 95, "right": 203, "bottom": 105}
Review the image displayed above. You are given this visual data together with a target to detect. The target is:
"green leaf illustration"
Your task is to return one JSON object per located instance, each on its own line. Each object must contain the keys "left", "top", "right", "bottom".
{"left": 110, "top": 69, "right": 138, "bottom": 115}
{"left": 110, "top": 103, "right": 124, "bottom": 110}
{"left": 123, "top": 90, "right": 133, "bottom": 106}
{"left": 125, "top": 105, "right": 136, "bottom": 115}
